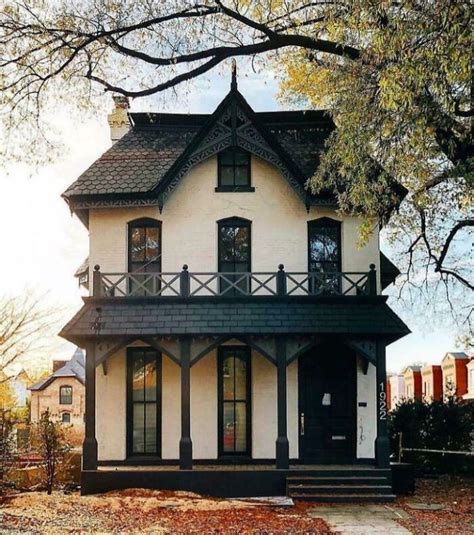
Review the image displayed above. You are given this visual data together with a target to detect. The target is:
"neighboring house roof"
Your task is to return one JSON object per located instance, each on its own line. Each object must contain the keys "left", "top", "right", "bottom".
{"left": 62, "top": 83, "right": 406, "bottom": 226}
{"left": 403, "top": 365, "right": 422, "bottom": 374}
{"left": 59, "top": 298, "right": 410, "bottom": 346}
{"left": 442, "top": 351, "right": 469, "bottom": 362}
{"left": 29, "top": 347, "right": 85, "bottom": 391}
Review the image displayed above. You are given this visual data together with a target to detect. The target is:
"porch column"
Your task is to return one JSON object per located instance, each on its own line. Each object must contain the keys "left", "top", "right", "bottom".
{"left": 82, "top": 342, "right": 98, "bottom": 470}
{"left": 276, "top": 337, "right": 289, "bottom": 469}
{"left": 179, "top": 337, "right": 193, "bottom": 469}
{"left": 375, "top": 339, "right": 390, "bottom": 468}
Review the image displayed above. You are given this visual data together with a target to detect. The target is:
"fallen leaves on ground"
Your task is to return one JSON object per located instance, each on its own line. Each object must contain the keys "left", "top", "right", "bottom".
{"left": 0, "top": 488, "right": 335, "bottom": 534}
{"left": 396, "top": 475, "right": 474, "bottom": 535}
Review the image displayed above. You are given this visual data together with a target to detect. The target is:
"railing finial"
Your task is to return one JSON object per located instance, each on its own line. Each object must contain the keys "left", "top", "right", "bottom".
{"left": 94, "top": 264, "right": 100, "bottom": 271}
{"left": 92, "top": 265, "right": 102, "bottom": 297}
{"left": 278, "top": 264, "right": 284, "bottom": 271}
{"left": 182, "top": 264, "right": 188, "bottom": 271}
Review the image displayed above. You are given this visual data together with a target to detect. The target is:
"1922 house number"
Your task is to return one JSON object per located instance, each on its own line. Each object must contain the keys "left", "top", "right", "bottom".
{"left": 379, "top": 382, "right": 387, "bottom": 420}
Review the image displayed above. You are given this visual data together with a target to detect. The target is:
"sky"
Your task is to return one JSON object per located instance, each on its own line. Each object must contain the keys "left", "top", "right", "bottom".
{"left": 0, "top": 66, "right": 466, "bottom": 373}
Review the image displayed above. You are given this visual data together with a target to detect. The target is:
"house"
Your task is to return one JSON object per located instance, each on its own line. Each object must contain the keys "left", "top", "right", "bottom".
{"left": 29, "top": 348, "right": 85, "bottom": 430}
{"left": 387, "top": 373, "right": 405, "bottom": 410}
{"left": 0, "top": 367, "right": 31, "bottom": 409}
{"left": 420, "top": 364, "right": 443, "bottom": 402}
{"left": 59, "top": 70, "right": 410, "bottom": 499}
{"left": 463, "top": 358, "right": 474, "bottom": 401}
{"left": 402, "top": 366, "right": 422, "bottom": 401}
{"left": 10, "top": 368, "right": 31, "bottom": 408}
{"left": 441, "top": 352, "right": 469, "bottom": 398}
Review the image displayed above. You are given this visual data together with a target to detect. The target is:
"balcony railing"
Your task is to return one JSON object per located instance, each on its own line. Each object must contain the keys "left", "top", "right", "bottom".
{"left": 92, "top": 264, "right": 377, "bottom": 298}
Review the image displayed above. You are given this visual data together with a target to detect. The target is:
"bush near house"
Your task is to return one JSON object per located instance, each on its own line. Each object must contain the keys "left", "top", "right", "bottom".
{"left": 389, "top": 396, "right": 474, "bottom": 475}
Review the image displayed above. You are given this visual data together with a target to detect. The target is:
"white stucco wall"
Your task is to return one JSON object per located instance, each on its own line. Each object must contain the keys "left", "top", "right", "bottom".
{"left": 356, "top": 357, "right": 377, "bottom": 459}
{"left": 88, "top": 155, "right": 380, "bottom": 291}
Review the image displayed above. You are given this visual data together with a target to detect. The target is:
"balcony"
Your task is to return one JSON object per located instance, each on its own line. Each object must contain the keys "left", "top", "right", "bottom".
{"left": 91, "top": 264, "right": 377, "bottom": 298}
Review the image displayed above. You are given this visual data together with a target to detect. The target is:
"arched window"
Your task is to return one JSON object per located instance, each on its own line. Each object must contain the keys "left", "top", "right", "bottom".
{"left": 128, "top": 218, "right": 161, "bottom": 295}
{"left": 217, "top": 147, "right": 253, "bottom": 191}
{"left": 218, "top": 217, "right": 251, "bottom": 295}
{"left": 308, "top": 218, "right": 342, "bottom": 293}
{"left": 59, "top": 385, "right": 73, "bottom": 405}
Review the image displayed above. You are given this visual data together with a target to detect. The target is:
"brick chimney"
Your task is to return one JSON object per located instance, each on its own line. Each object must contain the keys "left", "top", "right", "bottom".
{"left": 52, "top": 360, "right": 66, "bottom": 372}
{"left": 108, "top": 95, "right": 131, "bottom": 144}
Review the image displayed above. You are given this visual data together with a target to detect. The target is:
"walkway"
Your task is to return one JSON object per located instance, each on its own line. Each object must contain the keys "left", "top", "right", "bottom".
{"left": 309, "top": 504, "right": 411, "bottom": 534}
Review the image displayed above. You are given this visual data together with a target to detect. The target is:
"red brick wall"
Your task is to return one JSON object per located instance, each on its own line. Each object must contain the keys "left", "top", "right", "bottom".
{"left": 455, "top": 360, "right": 468, "bottom": 396}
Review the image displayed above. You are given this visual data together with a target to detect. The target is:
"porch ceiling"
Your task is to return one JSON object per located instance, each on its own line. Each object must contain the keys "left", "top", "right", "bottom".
{"left": 59, "top": 297, "right": 410, "bottom": 345}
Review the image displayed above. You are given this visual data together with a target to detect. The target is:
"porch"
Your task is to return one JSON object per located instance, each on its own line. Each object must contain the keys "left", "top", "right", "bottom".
{"left": 83, "top": 464, "right": 394, "bottom": 500}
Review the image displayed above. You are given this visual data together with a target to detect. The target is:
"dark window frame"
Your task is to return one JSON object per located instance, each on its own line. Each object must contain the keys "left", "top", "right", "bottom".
{"left": 126, "top": 347, "right": 162, "bottom": 458}
{"left": 216, "top": 148, "right": 254, "bottom": 192}
{"left": 61, "top": 412, "right": 71, "bottom": 424}
{"left": 217, "top": 217, "right": 252, "bottom": 296}
{"left": 127, "top": 218, "right": 162, "bottom": 295}
{"left": 59, "top": 385, "right": 73, "bottom": 405}
{"left": 217, "top": 346, "right": 252, "bottom": 458}
{"left": 307, "top": 217, "right": 342, "bottom": 293}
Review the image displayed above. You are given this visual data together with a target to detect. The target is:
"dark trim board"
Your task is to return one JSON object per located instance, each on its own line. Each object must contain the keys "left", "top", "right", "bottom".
{"left": 97, "top": 458, "right": 377, "bottom": 467}
{"left": 82, "top": 466, "right": 391, "bottom": 496}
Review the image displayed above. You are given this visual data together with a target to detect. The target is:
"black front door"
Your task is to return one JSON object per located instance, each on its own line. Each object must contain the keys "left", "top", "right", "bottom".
{"left": 298, "top": 344, "right": 356, "bottom": 463}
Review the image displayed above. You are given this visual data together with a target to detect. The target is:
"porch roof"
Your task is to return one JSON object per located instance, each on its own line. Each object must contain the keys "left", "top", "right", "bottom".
{"left": 59, "top": 297, "right": 410, "bottom": 345}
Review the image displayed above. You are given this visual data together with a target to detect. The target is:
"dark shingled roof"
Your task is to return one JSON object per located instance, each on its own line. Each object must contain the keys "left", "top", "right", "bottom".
{"left": 63, "top": 107, "right": 333, "bottom": 199}
{"left": 29, "top": 347, "right": 85, "bottom": 391}
{"left": 60, "top": 298, "right": 410, "bottom": 344}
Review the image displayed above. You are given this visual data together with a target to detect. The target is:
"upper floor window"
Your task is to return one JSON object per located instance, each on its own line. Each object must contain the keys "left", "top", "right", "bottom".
{"left": 59, "top": 385, "right": 73, "bottom": 405}
{"left": 218, "top": 217, "right": 251, "bottom": 295}
{"left": 308, "top": 218, "right": 341, "bottom": 293}
{"left": 217, "top": 148, "right": 253, "bottom": 191}
{"left": 128, "top": 218, "right": 161, "bottom": 295}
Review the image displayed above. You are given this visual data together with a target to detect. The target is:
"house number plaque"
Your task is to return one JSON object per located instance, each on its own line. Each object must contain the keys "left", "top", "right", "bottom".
{"left": 379, "top": 382, "right": 387, "bottom": 420}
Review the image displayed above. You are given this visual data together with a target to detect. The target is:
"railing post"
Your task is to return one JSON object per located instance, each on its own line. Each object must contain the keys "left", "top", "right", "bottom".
{"left": 276, "top": 264, "right": 287, "bottom": 296}
{"left": 93, "top": 265, "right": 102, "bottom": 297}
{"left": 368, "top": 264, "right": 377, "bottom": 295}
{"left": 180, "top": 264, "right": 190, "bottom": 297}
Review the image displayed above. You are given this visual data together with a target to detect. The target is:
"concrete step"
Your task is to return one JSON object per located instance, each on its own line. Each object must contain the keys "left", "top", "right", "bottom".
{"left": 288, "top": 484, "right": 393, "bottom": 495}
{"left": 289, "top": 493, "right": 397, "bottom": 503}
{"left": 286, "top": 476, "right": 389, "bottom": 485}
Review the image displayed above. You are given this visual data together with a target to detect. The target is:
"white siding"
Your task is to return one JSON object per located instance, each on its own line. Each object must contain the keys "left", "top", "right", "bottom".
{"left": 356, "top": 358, "right": 377, "bottom": 459}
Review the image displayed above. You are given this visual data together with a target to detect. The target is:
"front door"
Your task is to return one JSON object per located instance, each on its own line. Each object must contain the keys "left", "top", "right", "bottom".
{"left": 298, "top": 344, "right": 356, "bottom": 463}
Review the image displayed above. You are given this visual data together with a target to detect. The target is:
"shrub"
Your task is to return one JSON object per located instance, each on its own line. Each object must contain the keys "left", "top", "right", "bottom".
{"left": 31, "top": 409, "right": 71, "bottom": 494}
{"left": 389, "top": 396, "right": 474, "bottom": 474}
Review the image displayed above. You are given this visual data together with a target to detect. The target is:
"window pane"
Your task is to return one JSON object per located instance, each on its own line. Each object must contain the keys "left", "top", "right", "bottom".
{"left": 223, "top": 403, "right": 235, "bottom": 452}
{"left": 144, "top": 355, "right": 157, "bottom": 402}
{"left": 220, "top": 150, "right": 234, "bottom": 165}
{"left": 220, "top": 166, "right": 235, "bottom": 186}
{"left": 234, "top": 403, "right": 247, "bottom": 452}
{"left": 219, "top": 227, "right": 236, "bottom": 262}
{"left": 234, "top": 150, "right": 249, "bottom": 166}
{"left": 133, "top": 403, "right": 145, "bottom": 453}
{"left": 145, "top": 227, "right": 160, "bottom": 262}
{"left": 234, "top": 166, "right": 249, "bottom": 186}
{"left": 234, "top": 357, "right": 247, "bottom": 400}
{"left": 145, "top": 404, "right": 157, "bottom": 453}
{"left": 130, "top": 228, "right": 146, "bottom": 262}
{"left": 223, "top": 357, "right": 234, "bottom": 400}
{"left": 60, "top": 386, "right": 72, "bottom": 404}
{"left": 234, "top": 227, "right": 249, "bottom": 261}
{"left": 132, "top": 354, "right": 144, "bottom": 401}
{"left": 309, "top": 226, "right": 339, "bottom": 264}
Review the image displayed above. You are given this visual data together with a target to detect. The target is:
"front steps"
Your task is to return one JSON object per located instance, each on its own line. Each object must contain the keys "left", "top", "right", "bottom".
{"left": 286, "top": 469, "right": 395, "bottom": 502}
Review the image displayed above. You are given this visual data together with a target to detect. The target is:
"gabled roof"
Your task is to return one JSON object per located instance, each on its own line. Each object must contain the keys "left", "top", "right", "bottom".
{"left": 442, "top": 351, "right": 469, "bottom": 362}
{"left": 29, "top": 347, "right": 85, "bottom": 391}
{"left": 403, "top": 365, "right": 422, "bottom": 374}
{"left": 62, "top": 83, "right": 339, "bottom": 222}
